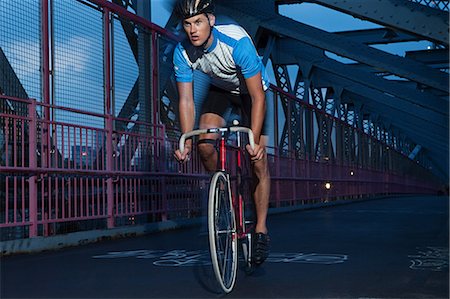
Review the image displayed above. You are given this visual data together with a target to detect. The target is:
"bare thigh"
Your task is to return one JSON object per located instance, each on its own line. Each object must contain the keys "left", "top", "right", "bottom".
{"left": 196, "top": 113, "right": 226, "bottom": 171}
{"left": 199, "top": 113, "right": 226, "bottom": 140}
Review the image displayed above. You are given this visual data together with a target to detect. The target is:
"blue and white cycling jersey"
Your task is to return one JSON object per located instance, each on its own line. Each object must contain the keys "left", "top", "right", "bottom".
{"left": 173, "top": 24, "right": 269, "bottom": 94}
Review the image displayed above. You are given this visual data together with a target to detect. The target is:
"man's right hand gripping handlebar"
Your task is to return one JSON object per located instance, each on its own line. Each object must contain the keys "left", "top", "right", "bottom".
{"left": 174, "top": 138, "right": 192, "bottom": 163}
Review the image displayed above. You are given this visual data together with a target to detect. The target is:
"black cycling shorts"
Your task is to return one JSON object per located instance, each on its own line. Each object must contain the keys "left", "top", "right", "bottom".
{"left": 201, "top": 85, "right": 268, "bottom": 136}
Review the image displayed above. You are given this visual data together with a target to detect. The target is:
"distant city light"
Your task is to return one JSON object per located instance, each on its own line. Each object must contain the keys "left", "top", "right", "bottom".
{"left": 325, "top": 182, "right": 332, "bottom": 190}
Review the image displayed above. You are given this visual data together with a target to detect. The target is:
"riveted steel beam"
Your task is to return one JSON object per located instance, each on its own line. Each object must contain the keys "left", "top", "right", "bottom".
{"left": 307, "top": 66, "right": 449, "bottom": 179}
{"left": 262, "top": 15, "right": 449, "bottom": 93}
{"left": 277, "top": 0, "right": 449, "bottom": 46}
{"left": 343, "top": 90, "right": 449, "bottom": 180}
{"left": 338, "top": 83, "right": 449, "bottom": 161}
{"left": 272, "top": 38, "right": 448, "bottom": 120}
{"left": 219, "top": 1, "right": 449, "bottom": 92}
{"left": 0, "top": 47, "right": 29, "bottom": 100}
{"left": 335, "top": 28, "right": 422, "bottom": 45}
{"left": 405, "top": 48, "right": 449, "bottom": 67}
{"left": 312, "top": 69, "right": 448, "bottom": 141}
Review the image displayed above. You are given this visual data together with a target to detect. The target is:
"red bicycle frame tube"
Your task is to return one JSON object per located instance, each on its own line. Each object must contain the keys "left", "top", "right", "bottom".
{"left": 220, "top": 138, "right": 226, "bottom": 172}
{"left": 217, "top": 133, "right": 247, "bottom": 238}
{"left": 237, "top": 146, "right": 244, "bottom": 234}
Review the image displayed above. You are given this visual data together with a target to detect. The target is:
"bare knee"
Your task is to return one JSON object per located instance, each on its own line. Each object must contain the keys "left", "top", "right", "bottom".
{"left": 198, "top": 143, "right": 217, "bottom": 171}
{"left": 252, "top": 155, "right": 270, "bottom": 181}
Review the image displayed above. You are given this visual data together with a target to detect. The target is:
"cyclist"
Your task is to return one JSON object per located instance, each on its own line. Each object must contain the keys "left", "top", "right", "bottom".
{"left": 173, "top": 0, "right": 270, "bottom": 265}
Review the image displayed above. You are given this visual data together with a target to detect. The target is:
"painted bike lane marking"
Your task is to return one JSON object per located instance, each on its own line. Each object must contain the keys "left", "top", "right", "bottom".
{"left": 408, "top": 246, "right": 449, "bottom": 272}
{"left": 92, "top": 249, "right": 348, "bottom": 267}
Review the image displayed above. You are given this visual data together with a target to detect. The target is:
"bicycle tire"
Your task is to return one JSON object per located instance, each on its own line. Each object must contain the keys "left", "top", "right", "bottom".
{"left": 241, "top": 234, "right": 253, "bottom": 274}
{"left": 208, "top": 171, "right": 238, "bottom": 293}
{"left": 237, "top": 165, "right": 255, "bottom": 275}
{"left": 239, "top": 175, "right": 255, "bottom": 274}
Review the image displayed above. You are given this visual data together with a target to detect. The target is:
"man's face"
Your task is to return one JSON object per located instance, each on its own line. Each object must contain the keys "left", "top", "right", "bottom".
{"left": 182, "top": 13, "right": 215, "bottom": 47}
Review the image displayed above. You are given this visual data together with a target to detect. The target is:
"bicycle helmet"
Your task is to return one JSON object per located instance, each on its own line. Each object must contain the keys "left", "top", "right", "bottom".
{"left": 175, "top": 0, "right": 215, "bottom": 20}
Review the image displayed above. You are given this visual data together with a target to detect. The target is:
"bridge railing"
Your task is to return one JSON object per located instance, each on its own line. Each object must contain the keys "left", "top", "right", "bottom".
{"left": 1, "top": 90, "right": 439, "bottom": 241}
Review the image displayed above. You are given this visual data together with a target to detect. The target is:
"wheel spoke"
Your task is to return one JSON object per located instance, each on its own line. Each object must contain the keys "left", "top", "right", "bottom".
{"left": 208, "top": 172, "right": 237, "bottom": 293}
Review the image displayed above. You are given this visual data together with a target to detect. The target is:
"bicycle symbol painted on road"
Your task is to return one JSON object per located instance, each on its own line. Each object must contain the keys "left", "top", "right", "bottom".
{"left": 92, "top": 249, "right": 348, "bottom": 266}
{"left": 408, "top": 246, "right": 449, "bottom": 272}
{"left": 267, "top": 253, "right": 348, "bottom": 264}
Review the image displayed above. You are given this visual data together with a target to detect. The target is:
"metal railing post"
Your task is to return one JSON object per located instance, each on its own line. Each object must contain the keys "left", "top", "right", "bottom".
{"left": 103, "top": 7, "right": 114, "bottom": 229}
{"left": 41, "top": 0, "right": 51, "bottom": 170}
{"left": 28, "top": 100, "right": 38, "bottom": 237}
{"left": 273, "top": 90, "right": 281, "bottom": 208}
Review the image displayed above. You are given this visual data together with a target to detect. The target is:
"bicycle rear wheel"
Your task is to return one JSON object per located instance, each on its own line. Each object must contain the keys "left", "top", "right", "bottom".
{"left": 239, "top": 175, "right": 255, "bottom": 274}
{"left": 208, "top": 171, "right": 238, "bottom": 293}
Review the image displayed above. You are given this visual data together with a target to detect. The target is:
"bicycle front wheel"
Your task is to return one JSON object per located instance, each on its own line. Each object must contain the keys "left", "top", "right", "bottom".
{"left": 208, "top": 171, "right": 238, "bottom": 293}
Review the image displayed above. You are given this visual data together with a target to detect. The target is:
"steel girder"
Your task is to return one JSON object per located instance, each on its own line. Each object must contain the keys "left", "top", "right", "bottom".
{"left": 309, "top": 69, "right": 449, "bottom": 149}
{"left": 411, "top": 0, "right": 449, "bottom": 11}
{"left": 213, "top": 1, "right": 449, "bottom": 108}
{"left": 272, "top": 64, "right": 292, "bottom": 153}
{"left": 273, "top": 64, "right": 339, "bottom": 162}
{"left": 310, "top": 85, "right": 335, "bottom": 161}
{"left": 343, "top": 87, "right": 448, "bottom": 179}
{"left": 270, "top": 39, "right": 448, "bottom": 179}
{"left": 225, "top": 0, "right": 449, "bottom": 88}
{"left": 105, "top": 0, "right": 165, "bottom": 170}
{"left": 216, "top": 1, "right": 449, "bottom": 100}
{"left": 277, "top": 0, "right": 449, "bottom": 46}
{"left": 272, "top": 39, "right": 448, "bottom": 124}
{"left": 218, "top": 2, "right": 440, "bottom": 164}
{"left": 335, "top": 28, "right": 422, "bottom": 45}
{"left": 273, "top": 64, "right": 306, "bottom": 157}
{"left": 342, "top": 91, "right": 449, "bottom": 179}
{"left": 0, "top": 47, "right": 30, "bottom": 156}
{"left": 218, "top": 0, "right": 449, "bottom": 93}
{"left": 405, "top": 48, "right": 449, "bottom": 68}
{"left": 226, "top": 0, "right": 447, "bottom": 170}
{"left": 0, "top": 47, "right": 29, "bottom": 101}
{"left": 113, "top": 0, "right": 176, "bottom": 129}
{"left": 259, "top": 12, "right": 449, "bottom": 93}
{"left": 342, "top": 94, "right": 444, "bottom": 152}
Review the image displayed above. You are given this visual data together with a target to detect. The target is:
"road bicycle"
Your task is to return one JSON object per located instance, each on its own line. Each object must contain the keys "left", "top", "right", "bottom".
{"left": 179, "top": 123, "right": 256, "bottom": 293}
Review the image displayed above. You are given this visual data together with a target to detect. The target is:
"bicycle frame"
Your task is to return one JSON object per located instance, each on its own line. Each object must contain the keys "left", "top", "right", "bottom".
{"left": 179, "top": 126, "right": 256, "bottom": 292}
{"left": 218, "top": 132, "right": 253, "bottom": 240}
{"left": 179, "top": 126, "right": 255, "bottom": 239}
{"left": 179, "top": 126, "right": 255, "bottom": 234}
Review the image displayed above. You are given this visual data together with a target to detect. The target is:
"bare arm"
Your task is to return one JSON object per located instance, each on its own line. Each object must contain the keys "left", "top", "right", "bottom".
{"left": 175, "top": 81, "right": 195, "bottom": 161}
{"left": 245, "top": 72, "right": 266, "bottom": 161}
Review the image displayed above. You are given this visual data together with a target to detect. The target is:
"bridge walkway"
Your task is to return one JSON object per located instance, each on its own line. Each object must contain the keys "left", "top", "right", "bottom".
{"left": 2, "top": 195, "right": 448, "bottom": 298}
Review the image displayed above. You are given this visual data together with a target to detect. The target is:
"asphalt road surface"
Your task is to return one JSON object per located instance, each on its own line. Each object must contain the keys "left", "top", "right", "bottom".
{"left": 2, "top": 195, "right": 448, "bottom": 298}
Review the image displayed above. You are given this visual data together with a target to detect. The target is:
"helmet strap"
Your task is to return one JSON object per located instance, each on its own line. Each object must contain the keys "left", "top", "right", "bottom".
{"left": 201, "top": 13, "right": 213, "bottom": 50}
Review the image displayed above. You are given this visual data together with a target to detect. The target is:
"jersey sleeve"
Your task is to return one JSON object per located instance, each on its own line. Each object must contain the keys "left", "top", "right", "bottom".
{"left": 232, "top": 37, "right": 262, "bottom": 79}
{"left": 173, "top": 43, "right": 193, "bottom": 82}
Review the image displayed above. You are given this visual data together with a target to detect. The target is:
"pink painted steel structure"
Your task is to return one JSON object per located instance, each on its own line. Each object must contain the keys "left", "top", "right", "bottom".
{"left": 0, "top": 0, "right": 440, "bottom": 241}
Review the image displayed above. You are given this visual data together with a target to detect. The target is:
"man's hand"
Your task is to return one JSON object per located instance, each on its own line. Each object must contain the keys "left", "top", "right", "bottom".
{"left": 246, "top": 143, "right": 265, "bottom": 162}
{"left": 174, "top": 141, "right": 192, "bottom": 163}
